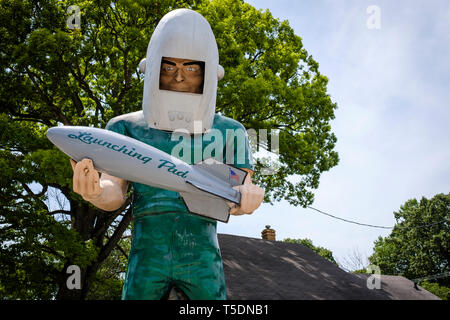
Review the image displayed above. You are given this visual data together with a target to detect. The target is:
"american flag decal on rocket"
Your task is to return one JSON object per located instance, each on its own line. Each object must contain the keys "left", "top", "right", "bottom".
{"left": 229, "top": 168, "right": 240, "bottom": 184}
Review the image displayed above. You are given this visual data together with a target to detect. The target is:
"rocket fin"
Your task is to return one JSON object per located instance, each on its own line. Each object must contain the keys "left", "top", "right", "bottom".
{"left": 179, "top": 192, "right": 230, "bottom": 223}
{"left": 181, "top": 158, "right": 249, "bottom": 222}
{"left": 192, "top": 158, "right": 248, "bottom": 186}
{"left": 185, "top": 178, "right": 241, "bottom": 204}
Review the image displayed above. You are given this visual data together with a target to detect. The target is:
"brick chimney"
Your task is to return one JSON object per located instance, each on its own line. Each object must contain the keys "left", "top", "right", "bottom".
{"left": 261, "top": 225, "right": 276, "bottom": 241}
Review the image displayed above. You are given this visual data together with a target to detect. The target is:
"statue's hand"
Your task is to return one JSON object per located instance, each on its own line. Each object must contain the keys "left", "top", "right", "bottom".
{"left": 70, "top": 158, "right": 102, "bottom": 201}
{"left": 227, "top": 184, "right": 265, "bottom": 216}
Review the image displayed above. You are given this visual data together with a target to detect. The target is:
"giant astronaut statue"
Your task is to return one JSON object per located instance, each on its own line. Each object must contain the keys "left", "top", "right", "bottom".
{"left": 70, "top": 9, "right": 264, "bottom": 300}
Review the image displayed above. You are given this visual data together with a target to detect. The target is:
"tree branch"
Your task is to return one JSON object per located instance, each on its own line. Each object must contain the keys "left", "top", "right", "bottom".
{"left": 250, "top": 49, "right": 264, "bottom": 63}
{"left": 97, "top": 205, "right": 132, "bottom": 264}
{"left": 115, "top": 49, "right": 132, "bottom": 106}
{"left": 24, "top": 67, "right": 71, "bottom": 125}
{"left": 48, "top": 209, "right": 71, "bottom": 216}
{"left": 105, "top": 235, "right": 129, "bottom": 259}
{"left": 21, "top": 182, "right": 43, "bottom": 198}
{"left": 20, "top": 182, "right": 50, "bottom": 211}
{"left": 72, "top": 64, "right": 105, "bottom": 116}
{"left": 47, "top": 183, "right": 73, "bottom": 203}
{"left": 92, "top": 197, "right": 132, "bottom": 239}
{"left": 39, "top": 244, "right": 65, "bottom": 260}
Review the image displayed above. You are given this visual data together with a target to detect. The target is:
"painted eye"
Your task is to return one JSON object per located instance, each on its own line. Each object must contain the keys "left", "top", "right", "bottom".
{"left": 164, "top": 66, "right": 174, "bottom": 71}
{"left": 186, "top": 66, "right": 197, "bottom": 72}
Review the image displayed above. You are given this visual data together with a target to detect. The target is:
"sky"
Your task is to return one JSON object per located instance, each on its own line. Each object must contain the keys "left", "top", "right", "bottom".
{"left": 217, "top": 0, "right": 450, "bottom": 269}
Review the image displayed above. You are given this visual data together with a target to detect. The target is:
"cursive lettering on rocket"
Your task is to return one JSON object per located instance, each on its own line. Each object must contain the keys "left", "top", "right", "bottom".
{"left": 67, "top": 132, "right": 189, "bottom": 178}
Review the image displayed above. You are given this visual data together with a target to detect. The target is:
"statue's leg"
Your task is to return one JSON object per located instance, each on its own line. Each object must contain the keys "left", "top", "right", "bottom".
{"left": 171, "top": 214, "right": 227, "bottom": 300}
{"left": 121, "top": 215, "right": 173, "bottom": 300}
{"left": 121, "top": 251, "right": 172, "bottom": 300}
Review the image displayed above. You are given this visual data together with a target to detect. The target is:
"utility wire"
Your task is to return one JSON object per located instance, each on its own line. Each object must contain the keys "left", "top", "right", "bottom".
{"left": 307, "top": 206, "right": 392, "bottom": 229}
{"left": 306, "top": 206, "right": 448, "bottom": 230}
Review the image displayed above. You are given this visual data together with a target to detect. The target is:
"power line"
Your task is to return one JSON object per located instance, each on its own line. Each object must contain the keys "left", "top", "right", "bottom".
{"left": 307, "top": 206, "right": 392, "bottom": 229}
{"left": 306, "top": 206, "right": 448, "bottom": 230}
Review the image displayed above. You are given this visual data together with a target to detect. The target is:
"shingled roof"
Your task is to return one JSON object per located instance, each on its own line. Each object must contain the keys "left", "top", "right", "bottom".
{"left": 354, "top": 274, "right": 440, "bottom": 300}
{"left": 217, "top": 233, "right": 440, "bottom": 300}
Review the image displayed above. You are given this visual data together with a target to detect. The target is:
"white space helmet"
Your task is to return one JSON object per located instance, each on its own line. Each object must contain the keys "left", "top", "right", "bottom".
{"left": 140, "top": 9, "right": 225, "bottom": 134}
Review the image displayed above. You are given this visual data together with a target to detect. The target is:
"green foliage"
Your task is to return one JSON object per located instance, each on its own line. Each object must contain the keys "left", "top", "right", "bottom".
{"left": 283, "top": 238, "right": 338, "bottom": 265}
{"left": 369, "top": 193, "right": 450, "bottom": 288}
{"left": 352, "top": 269, "right": 367, "bottom": 274}
{"left": 85, "top": 236, "right": 131, "bottom": 300}
{"left": 1, "top": 0, "right": 338, "bottom": 299}
{"left": 419, "top": 281, "right": 450, "bottom": 300}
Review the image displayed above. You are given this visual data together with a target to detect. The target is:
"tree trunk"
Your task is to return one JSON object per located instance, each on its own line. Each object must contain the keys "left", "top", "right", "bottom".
{"left": 55, "top": 264, "right": 85, "bottom": 300}
{"left": 55, "top": 263, "right": 103, "bottom": 300}
{"left": 55, "top": 202, "right": 132, "bottom": 300}
{"left": 55, "top": 203, "right": 101, "bottom": 300}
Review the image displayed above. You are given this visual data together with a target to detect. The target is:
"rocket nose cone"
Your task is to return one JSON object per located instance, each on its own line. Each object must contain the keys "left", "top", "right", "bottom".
{"left": 46, "top": 126, "right": 65, "bottom": 146}
{"left": 46, "top": 127, "right": 57, "bottom": 142}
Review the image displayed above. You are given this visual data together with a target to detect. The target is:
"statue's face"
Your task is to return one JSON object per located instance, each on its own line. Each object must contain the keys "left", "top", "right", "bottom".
{"left": 159, "top": 57, "right": 205, "bottom": 94}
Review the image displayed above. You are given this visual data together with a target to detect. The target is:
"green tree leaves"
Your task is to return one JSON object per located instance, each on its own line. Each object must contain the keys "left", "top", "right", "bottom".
{"left": 369, "top": 193, "right": 450, "bottom": 298}
{"left": 283, "top": 238, "right": 338, "bottom": 265}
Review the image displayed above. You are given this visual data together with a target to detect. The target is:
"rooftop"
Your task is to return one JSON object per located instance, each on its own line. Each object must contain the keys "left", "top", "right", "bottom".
{"left": 218, "top": 233, "right": 440, "bottom": 300}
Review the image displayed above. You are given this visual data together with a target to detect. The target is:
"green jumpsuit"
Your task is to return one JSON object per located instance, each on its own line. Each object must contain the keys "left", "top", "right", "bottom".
{"left": 106, "top": 111, "right": 253, "bottom": 300}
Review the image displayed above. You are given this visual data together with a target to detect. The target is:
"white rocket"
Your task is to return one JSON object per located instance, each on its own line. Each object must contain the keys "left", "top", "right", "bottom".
{"left": 47, "top": 126, "right": 247, "bottom": 223}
